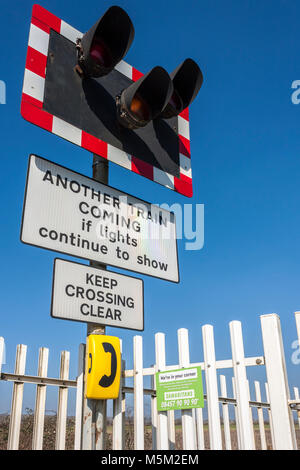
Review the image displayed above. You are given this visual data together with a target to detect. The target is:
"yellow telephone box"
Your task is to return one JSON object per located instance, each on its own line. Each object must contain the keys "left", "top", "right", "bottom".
{"left": 85, "top": 335, "right": 121, "bottom": 400}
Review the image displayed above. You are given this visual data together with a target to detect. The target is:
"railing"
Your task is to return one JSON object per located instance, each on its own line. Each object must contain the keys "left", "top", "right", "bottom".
{"left": 1, "top": 312, "right": 300, "bottom": 450}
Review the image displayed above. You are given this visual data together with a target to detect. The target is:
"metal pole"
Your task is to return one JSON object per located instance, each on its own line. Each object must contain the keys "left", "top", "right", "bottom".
{"left": 82, "top": 155, "right": 108, "bottom": 450}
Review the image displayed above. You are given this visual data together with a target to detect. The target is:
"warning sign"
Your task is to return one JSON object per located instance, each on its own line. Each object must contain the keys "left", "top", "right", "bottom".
{"left": 51, "top": 258, "right": 144, "bottom": 330}
{"left": 21, "top": 155, "right": 179, "bottom": 282}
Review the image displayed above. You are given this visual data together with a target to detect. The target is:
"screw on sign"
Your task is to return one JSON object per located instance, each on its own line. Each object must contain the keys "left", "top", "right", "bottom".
{"left": 21, "top": 4, "right": 203, "bottom": 197}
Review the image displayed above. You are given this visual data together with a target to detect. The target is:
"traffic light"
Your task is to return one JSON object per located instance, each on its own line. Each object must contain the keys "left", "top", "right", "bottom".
{"left": 116, "top": 66, "right": 173, "bottom": 129}
{"left": 77, "top": 6, "right": 135, "bottom": 78}
{"left": 21, "top": 5, "right": 204, "bottom": 197}
{"left": 160, "top": 59, "right": 203, "bottom": 119}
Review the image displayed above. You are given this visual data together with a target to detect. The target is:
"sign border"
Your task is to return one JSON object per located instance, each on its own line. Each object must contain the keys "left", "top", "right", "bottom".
{"left": 51, "top": 257, "right": 145, "bottom": 331}
{"left": 21, "top": 4, "right": 193, "bottom": 198}
{"left": 20, "top": 154, "right": 180, "bottom": 284}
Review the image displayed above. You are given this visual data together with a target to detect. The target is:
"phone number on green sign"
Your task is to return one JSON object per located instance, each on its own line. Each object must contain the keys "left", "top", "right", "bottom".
{"left": 160, "top": 398, "right": 200, "bottom": 409}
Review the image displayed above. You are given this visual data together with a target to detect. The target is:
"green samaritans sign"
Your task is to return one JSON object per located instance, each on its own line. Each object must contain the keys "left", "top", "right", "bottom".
{"left": 156, "top": 366, "right": 204, "bottom": 411}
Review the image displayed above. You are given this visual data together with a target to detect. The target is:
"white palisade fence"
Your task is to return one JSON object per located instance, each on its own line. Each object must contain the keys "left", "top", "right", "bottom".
{"left": 1, "top": 312, "right": 300, "bottom": 450}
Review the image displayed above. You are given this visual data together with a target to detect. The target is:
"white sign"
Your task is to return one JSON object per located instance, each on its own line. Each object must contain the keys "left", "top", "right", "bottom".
{"left": 51, "top": 258, "right": 144, "bottom": 330}
{"left": 21, "top": 155, "right": 179, "bottom": 282}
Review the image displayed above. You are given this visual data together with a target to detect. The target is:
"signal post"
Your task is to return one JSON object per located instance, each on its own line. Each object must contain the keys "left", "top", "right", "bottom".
{"left": 82, "top": 154, "right": 108, "bottom": 450}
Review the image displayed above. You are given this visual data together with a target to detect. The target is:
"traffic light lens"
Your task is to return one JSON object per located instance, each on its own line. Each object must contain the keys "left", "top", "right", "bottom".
{"left": 90, "top": 39, "right": 112, "bottom": 68}
{"left": 130, "top": 94, "right": 151, "bottom": 121}
{"left": 116, "top": 66, "right": 173, "bottom": 129}
{"left": 159, "top": 59, "right": 203, "bottom": 119}
{"left": 78, "top": 6, "right": 135, "bottom": 78}
{"left": 168, "top": 90, "right": 183, "bottom": 112}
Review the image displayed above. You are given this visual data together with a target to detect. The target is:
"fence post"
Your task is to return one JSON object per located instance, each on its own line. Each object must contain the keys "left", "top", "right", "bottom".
{"left": 294, "top": 311, "right": 300, "bottom": 344}
{"left": 151, "top": 370, "right": 157, "bottom": 450}
{"left": 229, "top": 321, "right": 255, "bottom": 450}
{"left": 265, "top": 382, "right": 274, "bottom": 449}
{"left": 247, "top": 380, "right": 255, "bottom": 448}
{"left": 55, "top": 350, "right": 70, "bottom": 450}
{"left": 74, "top": 343, "right": 85, "bottom": 450}
{"left": 220, "top": 375, "right": 231, "bottom": 450}
{"left": 0, "top": 337, "right": 4, "bottom": 374}
{"left": 232, "top": 377, "right": 241, "bottom": 449}
{"left": 260, "top": 314, "right": 297, "bottom": 449}
{"left": 293, "top": 387, "right": 300, "bottom": 430}
{"left": 7, "top": 344, "right": 27, "bottom": 450}
{"left": 195, "top": 407, "right": 205, "bottom": 450}
{"left": 155, "top": 333, "right": 169, "bottom": 450}
{"left": 202, "top": 324, "right": 222, "bottom": 450}
{"left": 133, "top": 335, "right": 144, "bottom": 450}
{"left": 32, "top": 347, "right": 49, "bottom": 450}
{"left": 167, "top": 410, "right": 176, "bottom": 450}
{"left": 113, "top": 357, "right": 125, "bottom": 450}
{"left": 178, "top": 328, "right": 196, "bottom": 450}
{"left": 254, "top": 381, "right": 267, "bottom": 450}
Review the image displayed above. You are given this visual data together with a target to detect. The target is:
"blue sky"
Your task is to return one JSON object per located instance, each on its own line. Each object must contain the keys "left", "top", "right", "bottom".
{"left": 0, "top": 0, "right": 300, "bottom": 414}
